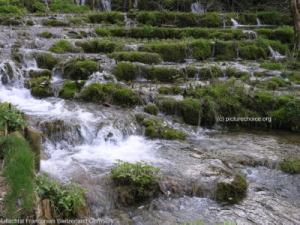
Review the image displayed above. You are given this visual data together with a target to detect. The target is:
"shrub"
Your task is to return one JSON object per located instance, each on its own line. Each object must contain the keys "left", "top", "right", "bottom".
{"left": 59, "top": 81, "right": 86, "bottom": 99}
{"left": 144, "top": 104, "right": 158, "bottom": 115}
{"left": 115, "top": 62, "right": 137, "bottom": 81}
{"left": 36, "top": 173, "right": 88, "bottom": 219}
{"left": 49, "top": 40, "right": 80, "bottom": 54}
{"left": 279, "top": 158, "right": 300, "bottom": 174}
{"left": 113, "top": 88, "right": 138, "bottom": 107}
{"left": 0, "top": 104, "right": 27, "bottom": 133}
{"left": 216, "top": 174, "right": 248, "bottom": 204}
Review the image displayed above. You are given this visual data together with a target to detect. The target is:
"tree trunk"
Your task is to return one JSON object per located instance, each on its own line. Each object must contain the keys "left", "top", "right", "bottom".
{"left": 291, "top": 0, "right": 300, "bottom": 49}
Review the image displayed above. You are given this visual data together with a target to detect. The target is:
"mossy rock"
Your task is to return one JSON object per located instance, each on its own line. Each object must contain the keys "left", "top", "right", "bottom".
{"left": 179, "top": 98, "right": 200, "bottom": 126}
{"left": 226, "top": 68, "right": 250, "bottom": 78}
{"left": 215, "top": 41, "right": 236, "bottom": 60}
{"left": 71, "top": 60, "right": 98, "bottom": 80}
{"left": 76, "top": 40, "right": 120, "bottom": 53}
{"left": 39, "top": 31, "right": 53, "bottom": 38}
{"left": 29, "top": 69, "right": 52, "bottom": 78}
{"left": 216, "top": 174, "right": 248, "bottom": 204}
{"left": 113, "top": 88, "right": 138, "bottom": 107}
{"left": 153, "top": 67, "right": 184, "bottom": 83}
{"left": 42, "top": 19, "right": 69, "bottom": 27}
{"left": 49, "top": 40, "right": 81, "bottom": 54}
{"left": 280, "top": 158, "right": 300, "bottom": 174}
{"left": 115, "top": 62, "right": 137, "bottom": 81}
{"left": 192, "top": 39, "right": 211, "bottom": 60}
{"left": 31, "top": 86, "right": 53, "bottom": 98}
{"left": 201, "top": 66, "right": 223, "bottom": 79}
{"left": 156, "top": 97, "right": 178, "bottom": 115}
{"left": 158, "top": 86, "right": 182, "bottom": 95}
{"left": 139, "top": 43, "right": 187, "bottom": 62}
{"left": 113, "top": 52, "right": 162, "bottom": 64}
{"left": 287, "top": 72, "right": 300, "bottom": 84}
{"left": 78, "top": 82, "right": 117, "bottom": 102}
{"left": 198, "top": 13, "right": 222, "bottom": 27}
{"left": 59, "top": 81, "right": 86, "bottom": 99}
{"left": 240, "top": 45, "right": 266, "bottom": 60}
{"left": 144, "top": 105, "right": 158, "bottom": 115}
{"left": 32, "top": 52, "right": 59, "bottom": 70}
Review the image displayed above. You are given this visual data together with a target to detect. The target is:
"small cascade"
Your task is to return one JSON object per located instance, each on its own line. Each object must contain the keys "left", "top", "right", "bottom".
{"left": 243, "top": 30, "right": 258, "bottom": 40}
{"left": 230, "top": 18, "right": 239, "bottom": 27}
{"left": 43, "top": 0, "right": 49, "bottom": 9}
{"left": 81, "top": 0, "right": 85, "bottom": 6}
{"left": 256, "top": 18, "right": 262, "bottom": 26}
{"left": 208, "top": 42, "right": 216, "bottom": 60}
{"left": 234, "top": 44, "right": 242, "bottom": 61}
{"left": 133, "top": 0, "right": 138, "bottom": 8}
{"left": 0, "top": 60, "right": 24, "bottom": 87}
{"left": 269, "top": 46, "right": 285, "bottom": 59}
{"left": 102, "top": 0, "right": 111, "bottom": 11}
{"left": 20, "top": 50, "right": 38, "bottom": 69}
{"left": 191, "top": 1, "right": 205, "bottom": 13}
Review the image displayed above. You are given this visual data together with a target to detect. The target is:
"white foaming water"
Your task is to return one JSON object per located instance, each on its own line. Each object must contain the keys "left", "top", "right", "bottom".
{"left": 231, "top": 18, "right": 239, "bottom": 26}
{"left": 191, "top": 1, "right": 205, "bottom": 13}
{"left": 102, "top": 0, "right": 111, "bottom": 11}
{"left": 269, "top": 46, "right": 285, "bottom": 59}
{"left": 41, "top": 135, "right": 162, "bottom": 179}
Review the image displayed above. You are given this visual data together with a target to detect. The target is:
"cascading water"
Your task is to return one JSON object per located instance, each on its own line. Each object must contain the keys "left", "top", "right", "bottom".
{"left": 231, "top": 18, "right": 240, "bottom": 27}
{"left": 0, "top": 14, "right": 299, "bottom": 225}
{"left": 191, "top": 1, "right": 205, "bottom": 13}
{"left": 269, "top": 46, "right": 285, "bottom": 59}
{"left": 102, "top": 0, "right": 111, "bottom": 12}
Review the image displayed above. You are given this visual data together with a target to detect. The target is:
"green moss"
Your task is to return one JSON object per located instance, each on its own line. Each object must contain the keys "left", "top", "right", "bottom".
{"left": 32, "top": 52, "right": 59, "bottom": 70}
{"left": 179, "top": 98, "right": 200, "bottom": 126}
{"left": 273, "top": 26, "right": 294, "bottom": 44}
{"left": 113, "top": 88, "right": 138, "bottom": 107}
{"left": 260, "top": 62, "right": 285, "bottom": 70}
{"left": 139, "top": 43, "right": 187, "bottom": 62}
{"left": 201, "top": 66, "right": 223, "bottom": 79}
{"left": 226, "top": 68, "right": 250, "bottom": 78}
{"left": 49, "top": 40, "right": 80, "bottom": 54}
{"left": 78, "top": 82, "right": 117, "bottom": 102}
{"left": 156, "top": 97, "right": 178, "bottom": 115}
{"left": 27, "top": 76, "right": 53, "bottom": 98}
{"left": 192, "top": 39, "right": 211, "bottom": 60}
{"left": 240, "top": 44, "right": 266, "bottom": 60}
{"left": 88, "top": 12, "right": 124, "bottom": 24}
{"left": 42, "top": 19, "right": 69, "bottom": 27}
{"left": 115, "top": 62, "right": 137, "bottom": 81}
{"left": 95, "top": 28, "right": 111, "bottom": 37}
{"left": 153, "top": 67, "right": 184, "bottom": 83}
{"left": 215, "top": 41, "right": 236, "bottom": 60}
{"left": 199, "top": 13, "right": 222, "bottom": 27}
{"left": 113, "top": 52, "right": 162, "bottom": 64}
{"left": 280, "top": 158, "right": 300, "bottom": 174}
{"left": 76, "top": 40, "right": 120, "bottom": 53}
{"left": 158, "top": 86, "right": 182, "bottom": 95}
{"left": 144, "top": 105, "right": 158, "bottom": 115}
{"left": 26, "top": 20, "right": 34, "bottom": 26}
{"left": 216, "top": 174, "right": 248, "bottom": 204}
{"left": 29, "top": 69, "right": 52, "bottom": 78}
{"left": 287, "top": 72, "right": 300, "bottom": 84}
{"left": 71, "top": 60, "right": 98, "bottom": 80}
{"left": 58, "top": 81, "right": 86, "bottom": 99}
{"left": 40, "top": 31, "right": 52, "bottom": 38}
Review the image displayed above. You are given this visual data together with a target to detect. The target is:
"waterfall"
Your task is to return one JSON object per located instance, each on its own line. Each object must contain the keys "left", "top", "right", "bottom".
{"left": 256, "top": 18, "right": 262, "bottom": 26}
{"left": 102, "top": 0, "right": 111, "bottom": 11}
{"left": 0, "top": 60, "right": 24, "bottom": 87}
{"left": 231, "top": 18, "right": 239, "bottom": 27}
{"left": 81, "top": 0, "right": 85, "bottom": 6}
{"left": 191, "top": 1, "right": 205, "bottom": 13}
{"left": 243, "top": 30, "right": 258, "bottom": 40}
{"left": 269, "top": 46, "right": 285, "bottom": 59}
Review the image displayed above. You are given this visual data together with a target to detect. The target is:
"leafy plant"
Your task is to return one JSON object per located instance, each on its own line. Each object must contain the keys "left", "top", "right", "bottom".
{"left": 111, "top": 160, "right": 161, "bottom": 191}
{"left": 36, "top": 173, "right": 88, "bottom": 219}
{"left": 0, "top": 104, "right": 27, "bottom": 132}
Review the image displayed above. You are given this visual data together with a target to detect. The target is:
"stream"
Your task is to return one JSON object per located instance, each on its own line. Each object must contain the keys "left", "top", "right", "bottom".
{"left": 0, "top": 14, "right": 299, "bottom": 225}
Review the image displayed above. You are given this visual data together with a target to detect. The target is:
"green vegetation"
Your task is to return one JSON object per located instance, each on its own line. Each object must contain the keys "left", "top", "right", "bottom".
{"left": 0, "top": 135, "right": 35, "bottom": 219}
{"left": 32, "top": 52, "right": 59, "bottom": 70}
{"left": 279, "top": 158, "right": 300, "bottom": 174}
{"left": 260, "top": 62, "right": 285, "bottom": 70}
{"left": 111, "top": 160, "right": 161, "bottom": 205}
{"left": 115, "top": 62, "right": 137, "bottom": 81}
{"left": 216, "top": 174, "right": 248, "bottom": 204}
{"left": 192, "top": 39, "right": 212, "bottom": 60}
{"left": 88, "top": 12, "right": 124, "bottom": 25}
{"left": 59, "top": 81, "right": 86, "bottom": 99}
{"left": 111, "top": 51, "right": 162, "bottom": 64}
{"left": 0, "top": 103, "right": 27, "bottom": 133}
{"left": 142, "top": 119, "right": 187, "bottom": 140}
{"left": 26, "top": 77, "right": 53, "bottom": 98}
{"left": 158, "top": 86, "right": 182, "bottom": 95}
{"left": 144, "top": 104, "right": 158, "bottom": 115}
{"left": 29, "top": 69, "right": 52, "bottom": 78}
{"left": 49, "top": 40, "right": 80, "bottom": 54}
{"left": 78, "top": 82, "right": 118, "bottom": 102}
{"left": 76, "top": 40, "right": 121, "bottom": 53}
{"left": 36, "top": 173, "right": 88, "bottom": 219}
{"left": 113, "top": 88, "right": 138, "bottom": 107}
{"left": 39, "top": 31, "right": 53, "bottom": 39}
